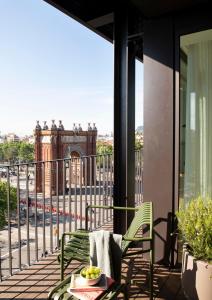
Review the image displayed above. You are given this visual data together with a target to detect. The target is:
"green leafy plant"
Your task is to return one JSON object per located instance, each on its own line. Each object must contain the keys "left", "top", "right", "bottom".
{"left": 176, "top": 197, "right": 212, "bottom": 262}
{"left": 0, "top": 182, "right": 17, "bottom": 229}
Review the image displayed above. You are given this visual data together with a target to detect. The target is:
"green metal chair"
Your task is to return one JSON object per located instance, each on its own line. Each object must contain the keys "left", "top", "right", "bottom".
{"left": 57, "top": 202, "right": 154, "bottom": 299}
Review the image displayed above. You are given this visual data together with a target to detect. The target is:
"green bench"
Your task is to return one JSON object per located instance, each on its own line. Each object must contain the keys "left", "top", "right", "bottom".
{"left": 48, "top": 202, "right": 154, "bottom": 300}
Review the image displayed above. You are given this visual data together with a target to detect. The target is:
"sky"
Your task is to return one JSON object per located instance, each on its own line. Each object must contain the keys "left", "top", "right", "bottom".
{"left": 0, "top": 0, "right": 143, "bottom": 136}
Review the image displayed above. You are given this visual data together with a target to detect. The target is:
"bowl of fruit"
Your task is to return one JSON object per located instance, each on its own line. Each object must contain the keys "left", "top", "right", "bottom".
{"left": 80, "top": 266, "right": 102, "bottom": 286}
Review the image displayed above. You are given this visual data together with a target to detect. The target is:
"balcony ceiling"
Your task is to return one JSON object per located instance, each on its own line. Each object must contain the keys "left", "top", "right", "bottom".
{"left": 44, "top": 0, "right": 210, "bottom": 60}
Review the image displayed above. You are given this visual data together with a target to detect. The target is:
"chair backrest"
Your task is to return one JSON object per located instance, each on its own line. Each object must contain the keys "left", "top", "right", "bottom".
{"left": 122, "top": 202, "right": 153, "bottom": 252}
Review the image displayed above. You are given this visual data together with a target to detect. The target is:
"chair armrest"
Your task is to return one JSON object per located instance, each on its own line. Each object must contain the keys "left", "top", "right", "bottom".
{"left": 48, "top": 274, "right": 71, "bottom": 299}
{"left": 85, "top": 204, "right": 139, "bottom": 229}
{"left": 48, "top": 268, "right": 82, "bottom": 299}
{"left": 86, "top": 204, "right": 139, "bottom": 211}
{"left": 62, "top": 231, "right": 89, "bottom": 239}
{"left": 85, "top": 205, "right": 138, "bottom": 229}
{"left": 123, "top": 237, "right": 152, "bottom": 242}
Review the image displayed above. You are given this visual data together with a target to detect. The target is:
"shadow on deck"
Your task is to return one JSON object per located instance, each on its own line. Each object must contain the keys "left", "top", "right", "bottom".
{"left": 0, "top": 253, "right": 186, "bottom": 300}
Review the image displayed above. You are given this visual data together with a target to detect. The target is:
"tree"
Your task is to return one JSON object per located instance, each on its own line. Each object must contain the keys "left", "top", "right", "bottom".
{"left": 135, "top": 139, "right": 143, "bottom": 150}
{"left": 18, "top": 142, "right": 34, "bottom": 162}
{"left": 96, "top": 141, "right": 113, "bottom": 168}
{"left": 135, "top": 131, "right": 143, "bottom": 150}
{"left": 0, "top": 182, "right": 17, "bottom": 229}
{"left": 0, "top": 141, "right": 34, "bottom": 163}
{"left": 96, "top": 141, "right": 113, "bottom": 155}
{"left": 1, "top": 142, "right": 19, "bottom": 163}
{"left": 0, "top": 146, "right": 3, "bottom": 161}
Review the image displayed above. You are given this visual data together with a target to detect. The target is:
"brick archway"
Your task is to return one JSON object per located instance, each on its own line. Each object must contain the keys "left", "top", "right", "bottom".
{"left": 34, "top": 121, "right": 97, "bottom": 195}
{"left": 64, "top": 144, "right": 85, "bottom": 158}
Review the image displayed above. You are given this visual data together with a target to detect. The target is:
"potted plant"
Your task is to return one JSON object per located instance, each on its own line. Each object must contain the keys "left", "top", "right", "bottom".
{"left": 176, "top": 197, "right": 212, "bottom": 300}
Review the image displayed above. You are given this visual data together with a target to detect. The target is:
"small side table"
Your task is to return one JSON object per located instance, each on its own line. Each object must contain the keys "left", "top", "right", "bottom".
{"left": 48, "top": 270, "right": 126, "bottom": 300}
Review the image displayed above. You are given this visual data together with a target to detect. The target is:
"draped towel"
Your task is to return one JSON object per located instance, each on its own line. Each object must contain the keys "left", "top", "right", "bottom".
{"left": 89, "top": 230, "right": 122, "bottom": 279}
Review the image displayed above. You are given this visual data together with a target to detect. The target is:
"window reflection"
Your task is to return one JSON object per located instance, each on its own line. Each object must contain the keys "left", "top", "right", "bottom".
{"left": 180, "top": 29, "right": 212, "bottom": 202}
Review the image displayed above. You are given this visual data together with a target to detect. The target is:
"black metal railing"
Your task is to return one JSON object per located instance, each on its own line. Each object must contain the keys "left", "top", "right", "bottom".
{"left": 0, "top": 150, "right": 143, "bottom": 280}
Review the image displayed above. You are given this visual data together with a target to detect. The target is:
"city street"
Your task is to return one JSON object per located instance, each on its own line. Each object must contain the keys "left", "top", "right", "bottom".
{"left": 0, "top": 174, "right": 113, "bottom": 279}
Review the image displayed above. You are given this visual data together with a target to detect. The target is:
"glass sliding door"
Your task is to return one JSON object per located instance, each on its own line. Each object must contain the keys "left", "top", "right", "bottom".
{"left": 180, "top": 29, "right": 212, "bottom": 203}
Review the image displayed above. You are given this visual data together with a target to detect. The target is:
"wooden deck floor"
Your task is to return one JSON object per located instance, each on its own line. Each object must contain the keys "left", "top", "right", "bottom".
{"left": 0, "top": 221, "right": 185, "bottom": 299}
{"left": 0, "top": 252, "right": 186, "bottom": 300}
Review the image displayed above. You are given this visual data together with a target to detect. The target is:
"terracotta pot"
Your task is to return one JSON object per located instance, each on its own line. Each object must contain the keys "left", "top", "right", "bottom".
{"left": 181, "top": 247, "right": 212, "bottom": 300}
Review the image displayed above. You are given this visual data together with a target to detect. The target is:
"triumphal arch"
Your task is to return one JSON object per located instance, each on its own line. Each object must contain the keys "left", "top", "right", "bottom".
{"left": 34, "top": 120, "right": 97, "bottom": 195}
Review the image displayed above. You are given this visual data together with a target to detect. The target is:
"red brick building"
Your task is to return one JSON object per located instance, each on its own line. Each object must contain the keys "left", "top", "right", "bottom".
{"left": 34, "top": 120, "right": 97, "bottom": 195}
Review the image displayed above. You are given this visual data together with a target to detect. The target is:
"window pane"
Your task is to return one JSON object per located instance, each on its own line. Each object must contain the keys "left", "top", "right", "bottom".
{"left": 180, "top": 29, "right": 212, "bottom": 203}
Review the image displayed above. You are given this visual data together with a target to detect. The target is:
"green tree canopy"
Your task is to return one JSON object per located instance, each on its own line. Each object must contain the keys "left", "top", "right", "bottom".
{"left": 96, "top": 141, "right": 113, "bottom": 156}
{"left": 97, "top": 137, "right": 143, "bottom": 155}
{"left": 135, "top": 139, "right": 143, "bottom": 150}
{"left": 0, "top": 182, "right": 17, "bottom": 229}
{"left": 18, "top": 142, "right": 34, "bottom": 162}
{"left": 0, "top": 141, "right": 34, "bottom": 163}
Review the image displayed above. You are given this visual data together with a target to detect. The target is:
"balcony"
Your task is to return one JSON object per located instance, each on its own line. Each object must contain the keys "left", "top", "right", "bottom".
{"left": 0, "top": 151, "right": 142, "bottom": 276}
{"left": 1, "top": 0, "right": 211, "bottom": 299}
{"left": 0, "top": 152, "right": 185, "bottom": 299}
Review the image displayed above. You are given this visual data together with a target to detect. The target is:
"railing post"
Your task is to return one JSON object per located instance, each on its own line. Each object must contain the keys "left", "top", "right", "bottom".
{"left": 34, "top": 162, "right": 38, "bottom": 261}
{"left": 68, "top": 159, "right": 72, "bottom": 232}
{"left": 62, "top": 160, "right": 66, "bottom": 235}
{"left": 7, "top": 166, "right": 12, "bottom": 276}
{"left": 49, "top": 161, "right": 53, "bottom": 253}
{"left": 17, "top": 165, "right": 21, "bottom": 270}
{"left": 93, "top": 156, "right": 97, "bottom": 228}
{"left": 0, "top": 246, "right": 2, "bottom": 281}
{"left": 79, "top": 157, "right": 83, "bottom": 229}
{"left": 56, "top": 161, "right": 59, "bottom": 249}
{"left": 26, "top": 164, "right": 30, "bottom": 264}
{"left": 42, "top": 162, "right": 46, "bottom": 257}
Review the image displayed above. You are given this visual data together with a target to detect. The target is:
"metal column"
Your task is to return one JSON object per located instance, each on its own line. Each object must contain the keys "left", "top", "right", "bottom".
{"left": 113, "top": 1, "right": 128, "bottom": 234}
{"left": 127, "top": 41, "right": 136, "bottom": 227}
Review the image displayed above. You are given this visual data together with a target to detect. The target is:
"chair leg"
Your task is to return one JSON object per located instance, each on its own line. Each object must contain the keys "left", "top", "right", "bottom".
{"left": 60, "top": 234, "right": 65, "bottom": 281}
{"left": 123, "top": 283, "right": 129, "bottom": 300}
{"left": 106, "top": 284, "right": 127, "bottom": 300}
{"left": 149, "top": 242, "right": 154, "bottom": 300}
